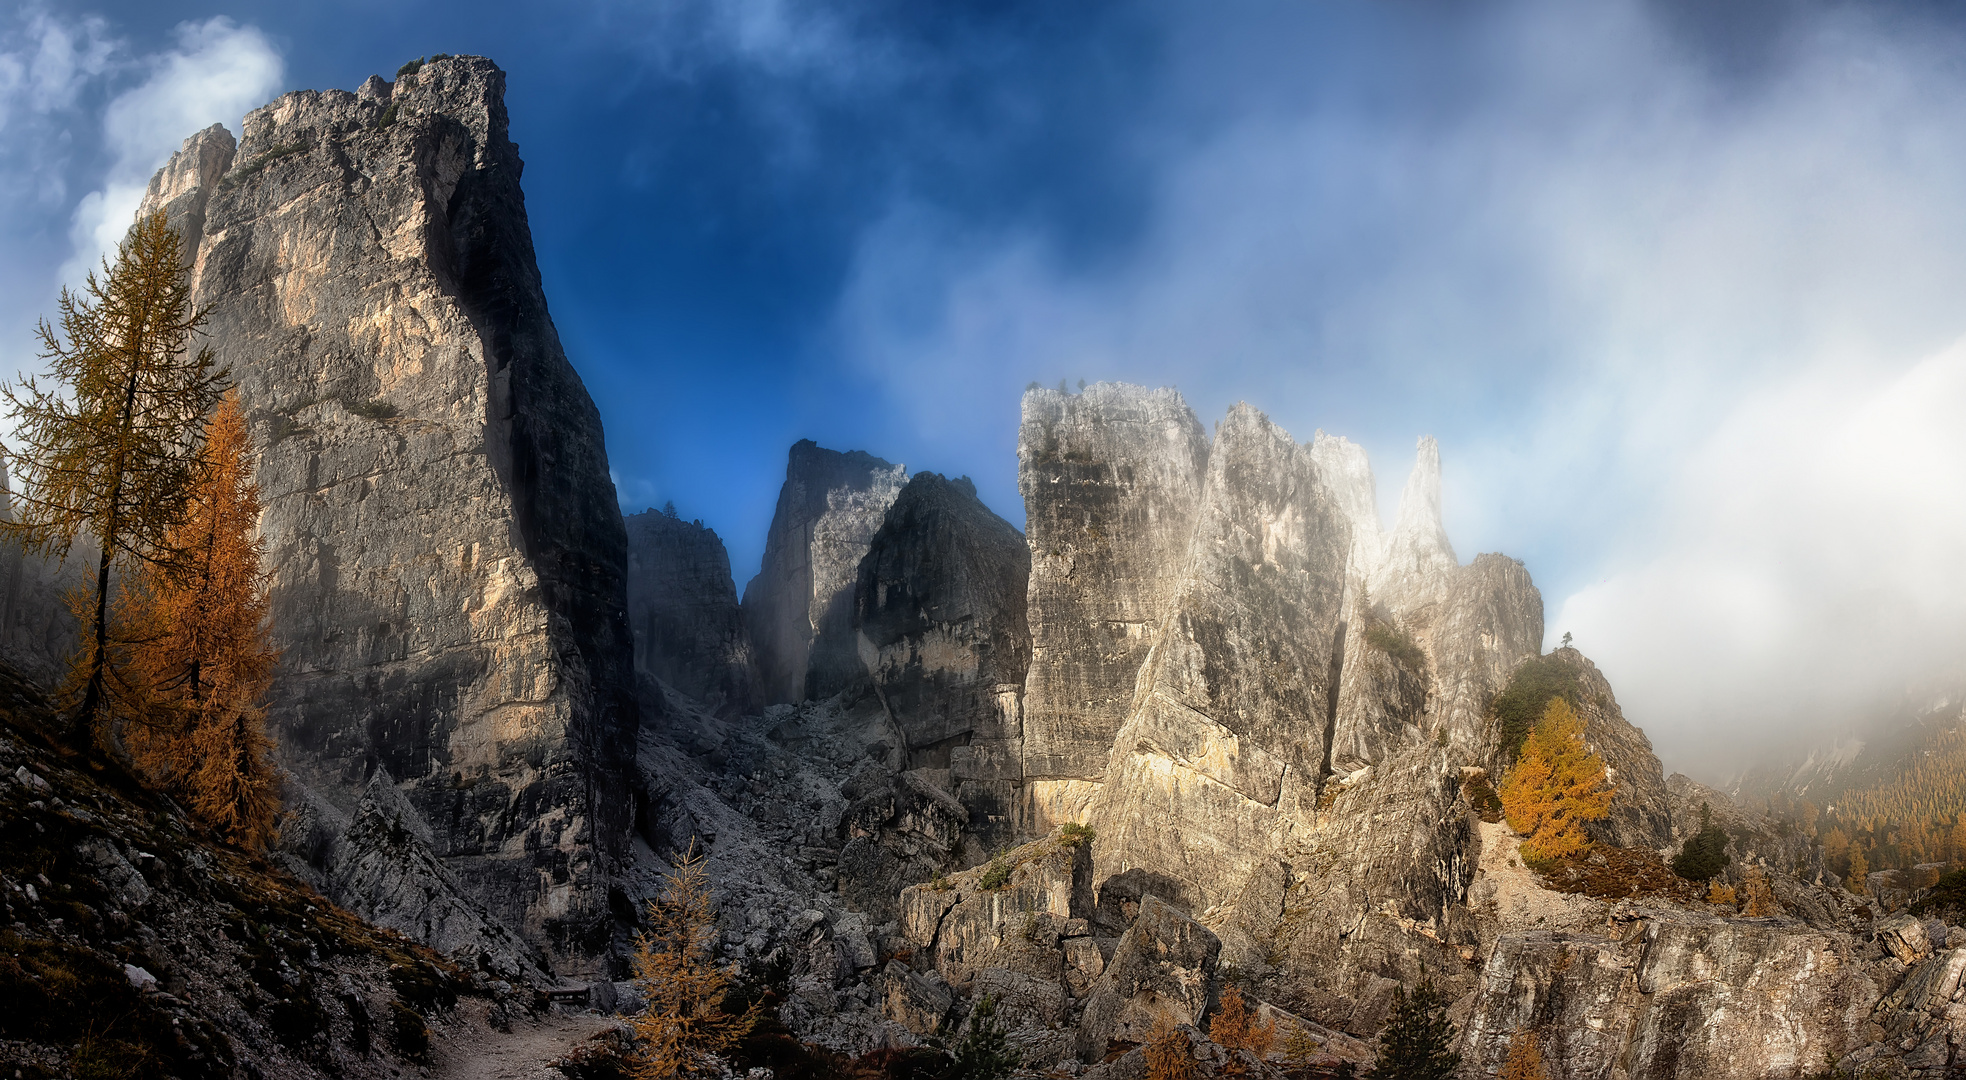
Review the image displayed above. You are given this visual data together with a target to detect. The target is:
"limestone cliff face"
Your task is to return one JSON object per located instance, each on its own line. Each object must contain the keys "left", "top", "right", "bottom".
{"left": 624, "top": 509, "right": 753, "bottom": 714}
{"left": 1017, "top": 384, "right": 1209, "bottom": 815}
{"left": 742, "top": 440, "right": 906, "bottom": 705}
{"left": 854, "top": 472, "right": 1030, "bottom": 844}
{"left": 1090, "top": 404, "right": 1352, "bottom": 909}
{"left": 137, "top": 57, "right": 637, "bottom": 972}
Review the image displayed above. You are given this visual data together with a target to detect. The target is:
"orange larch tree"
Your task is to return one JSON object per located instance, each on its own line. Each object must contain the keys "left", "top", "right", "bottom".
{"left": 629, "top": 840, "right": 758, "bottom": 1078}
{"left": 125, "top": 391, "right": 280, "bottom": 848}
{"left": 1499, "top": 698, "right": 1615, "bottom": 862}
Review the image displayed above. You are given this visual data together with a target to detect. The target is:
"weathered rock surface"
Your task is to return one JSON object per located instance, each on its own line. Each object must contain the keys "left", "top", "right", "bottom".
{"left": 1017, "top": 385, "right": 1209, "bottom": 804}
{"left": 855, "top": 472, "right": 1031, "bottom": 846}
{"left": 743, "top": 440, "right": 906, "bottom": 705}
{"left": 138, "top": 57, "right": 638, "bottom": 972}
{"left": 1074, "top": 895, "right": 1222, "bottom": 1060}
{"left": 1090, "top": 403, "right": 1351, "bottom": 909}
{"left": 623, "top": 508, "right": 753, "bottom": 714}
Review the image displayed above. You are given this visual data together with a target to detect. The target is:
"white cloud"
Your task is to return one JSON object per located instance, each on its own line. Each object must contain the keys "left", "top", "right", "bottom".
{"left": 63, "top": 17, "right": 281, "bottom": 284}
{"left": 831, "top": 0, "right": 1966, "bottom": 775}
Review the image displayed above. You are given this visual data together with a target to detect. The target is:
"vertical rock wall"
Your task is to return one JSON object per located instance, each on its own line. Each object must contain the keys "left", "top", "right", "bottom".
{"left": 1016, "top": 384, "right": 1209, "bottom": 825}
{"left": 741, "top": 440, "right": 905, "bottom": 704}
{"left": 1090, "top": 404, "right": 1352, "bottom": 908}
{"left": 855, "top": 472, "right": 1031, "bottom": 844}
{"left": 623, "top": 509, "right": 753, "bottom": 715}
{"left": 136, "top": 57, "right": 637, "bottom": 972}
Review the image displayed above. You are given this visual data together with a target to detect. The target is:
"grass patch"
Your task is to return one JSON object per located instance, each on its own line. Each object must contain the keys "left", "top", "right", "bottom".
{"left": 346, "top": 398, "right": 398, "bottom": 420}
{"left": 979, "top": 856, "right": 1011, "bottom": 891}
{"left": 221, "top": 142, "right": 307, "bottom": 189}
{"left": 1533, "top": 844, "right": 1704, "bottom": 902}
{"left": 1363, "top": 620, "right": 1427, "bottom": 671}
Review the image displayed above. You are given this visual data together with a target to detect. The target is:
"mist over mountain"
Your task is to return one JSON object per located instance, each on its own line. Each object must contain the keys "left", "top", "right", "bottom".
{"left": 6, "top": 5, "right": 1966, "bottom": 1077}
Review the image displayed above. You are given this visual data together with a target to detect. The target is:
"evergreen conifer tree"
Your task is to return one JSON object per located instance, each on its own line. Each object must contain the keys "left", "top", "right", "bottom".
{"left": 1671, "top": 802, "right": 1732, "bottom": 882}
{"left": 944, "top": 994, "right": 1020, "bottom": 1080}
{"left": 1365, "top": 981, "right": 1460, "bottom": 1080}
{"left": 1499, "top": 698, "right": 1615, "bottom": 862}
{"left": 2, "top": 211, "right": 227, "bottom": 745}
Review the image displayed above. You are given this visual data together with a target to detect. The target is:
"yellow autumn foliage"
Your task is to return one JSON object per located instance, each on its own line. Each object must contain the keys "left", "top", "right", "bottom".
{"left": 1499, "top": 698, "right": 1615, "bottom": 862}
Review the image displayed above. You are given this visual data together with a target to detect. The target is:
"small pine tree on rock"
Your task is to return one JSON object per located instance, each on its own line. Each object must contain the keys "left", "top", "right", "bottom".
{"left": 1848, "top": 846, "right": 1870, "bottom": 895}
{"left": 1366, "top": 982, "right": 1459, "bottom": 1080}
{"left": 1671, "top": 802, "right": 1732, "bottom": 882}
{"left": 1145, "top": 1016, "right": 1198, "bottom": 1080}
{"left": 1209, "top": 985, "right": 1275, "bottom": 1072}
{"left": 1499, "top": 698, "right": 1615, "bottom": 862}
{"left": 944, "top": 994, "right": 1020, "bottom": 1080}
{"left": 629, "top": 840, "right": 758, "bottom": 1078}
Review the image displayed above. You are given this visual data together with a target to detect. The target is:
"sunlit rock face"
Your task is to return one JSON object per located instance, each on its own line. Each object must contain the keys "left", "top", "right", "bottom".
{"left": 624, "top": 508, "right": 754, "bottom": 715}
{"left": 137, "top": 56, "right": 637, "bottom": 973}
{"left": 742, "top": 439, "right": 906, "bottom": 705}
{"left": 1089, "top": 403, "right": 1352, "bottom": 910}
{"left": 1016, "top": 384, "right": 1209, "bottom": 826}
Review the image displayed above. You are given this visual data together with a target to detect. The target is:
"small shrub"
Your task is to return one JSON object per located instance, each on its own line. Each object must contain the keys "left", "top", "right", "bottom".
{"left": 430, "top": 52, "right": 453, "bottom": 61}
{"left": 346, "top": 397, "right": 398, "bottom": 420}
{"left": 1363, "top": 620, "right": 1427, "bottom": 671}
{"left": 927, "top": 870, "right": 952, "bottom": 892}
{"left": 979, "top": 857, "right": 1011, "bottom": 891}
{"left": 391, "top": 1001, "right": 431, "bottom": 1065}
{"left": 1059, "top": 821, "right": 1096, "bottom": 847}
{"left": 1209, "top": 986, "right": 1275, "bottom": 1073}
{"left": 397, "top": 57, "right": 425, "bottom": 78}
{"left": 1706, "top": 882, "right": 1738, "bottom": 906}
{"left": 1144, "top": 1016, "right": 1198, "bottom": 1080}
{"left": 1911, "top": 866, "right": 1966, "bottom": 919}
{"left": 1499, "top": 1030, "right": 1545, "bottom": 1080}
{"left": 374, "top": 103, "right": 398, "bottom": 129}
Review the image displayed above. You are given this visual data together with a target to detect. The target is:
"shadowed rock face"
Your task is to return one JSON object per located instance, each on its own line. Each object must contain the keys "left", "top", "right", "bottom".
{"left": 743, "top": 440, "right": 906, "bottom": 705}
{"left": 855, "top": 472, "right": 1031, "bottom": 847}
{"left": 623, "top": 509, "right": 753, "bottom": 715}
{"left": 1017, "top": 384, "right": 1209, "bottom": 803}
{"left": 137, "top": 57, "right": 636, "bottom": 973}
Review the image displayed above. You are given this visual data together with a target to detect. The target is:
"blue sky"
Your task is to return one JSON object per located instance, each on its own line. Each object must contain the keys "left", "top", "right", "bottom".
{"left": 10, "top": 0, "right": 1966, "bottom": 774}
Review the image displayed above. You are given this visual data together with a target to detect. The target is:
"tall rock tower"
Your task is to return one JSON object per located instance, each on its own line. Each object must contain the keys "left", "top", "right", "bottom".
{"left": 136, "top": 57, "right": 637, "bottom": 973}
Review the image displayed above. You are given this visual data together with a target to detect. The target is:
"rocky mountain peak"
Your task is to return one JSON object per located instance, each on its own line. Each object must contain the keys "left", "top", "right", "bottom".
{"left": 1376, "top": 434, "right": 1458, "bottom": 603}
{"left": 131, "top": 54, "right": 638, "bottom": 975}
{"left": 743, "top": 440, "right": 907, "bottom": 705}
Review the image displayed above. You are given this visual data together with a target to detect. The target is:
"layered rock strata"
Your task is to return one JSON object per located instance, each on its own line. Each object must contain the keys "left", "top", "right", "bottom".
{"left": 742, "top": 440, "right": 906, "bottom": 704}
{"left": 137, "top": 56, "right": 637, "bottom": 972}
{"left": 623, "top": 508, "right": 753, "bottom": 714}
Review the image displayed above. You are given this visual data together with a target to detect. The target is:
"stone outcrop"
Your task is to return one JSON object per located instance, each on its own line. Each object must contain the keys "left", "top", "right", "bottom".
{"left": 623, "top": 508, "right": 753, "bottom": 714}
{"left": 137, "top": 56, "right": 637, "bottom": 973}
{"left": 1557, "top": 648, "right": 1675, "bottom": 852}
{"left": 855, "top": 472, "right": 1030, "bottom": 844}
{"left": 1089, "top": 404, "right": 1351, "bottom": 909}
{"left": 743, "top": 440, "right": 906, "bottom": 705}
{"left": 1017, "top": 385, "right": 1209, "bottom": 814}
